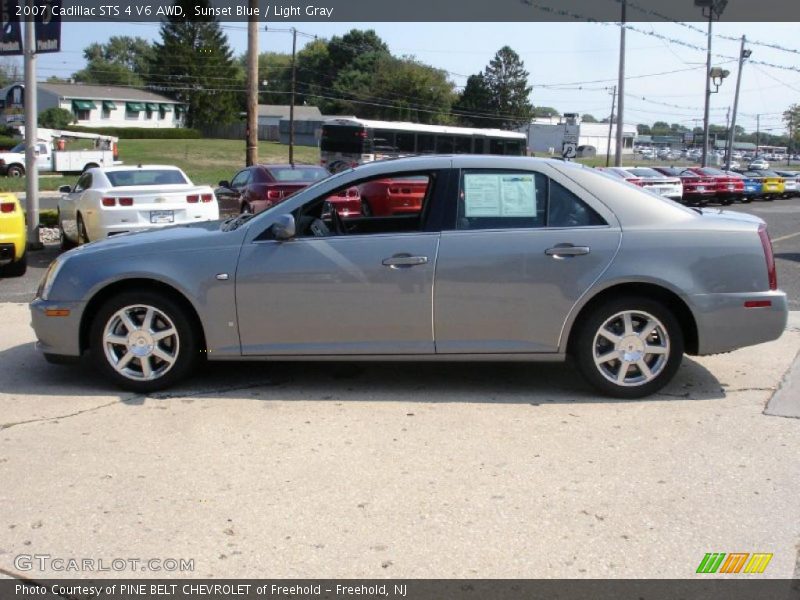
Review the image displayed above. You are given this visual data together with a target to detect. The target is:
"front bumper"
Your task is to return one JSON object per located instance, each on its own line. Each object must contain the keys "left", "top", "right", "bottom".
{"left": 690, "top": 290, "right": 788, "bottom": 355}
{"left": 29, "top": 298, "right": 85, "bottom": 357}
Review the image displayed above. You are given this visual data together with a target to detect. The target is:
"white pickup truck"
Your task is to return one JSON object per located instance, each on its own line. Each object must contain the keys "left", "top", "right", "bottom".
{"left": 0, "top": 129, "right": 119, "bottom": 177}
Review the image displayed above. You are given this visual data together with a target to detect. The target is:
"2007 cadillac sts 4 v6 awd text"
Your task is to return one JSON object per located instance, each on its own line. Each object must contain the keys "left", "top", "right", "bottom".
{"left": 30, "top": 156, "right": 787, "bottom": 398}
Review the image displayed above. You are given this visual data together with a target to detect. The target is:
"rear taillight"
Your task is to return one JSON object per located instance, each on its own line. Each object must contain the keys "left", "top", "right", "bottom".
{"left": 628, "top": 178, "right": 644, "bottom": 187}
{"left": 267, "top": 190, "right": 282, "bottom": 200}
{"left": 101, "top": 197, "right": 116, "bottom": 207}
{"left": 1, "top": 202, "right": 15, "bottom": 213}
{"left": 201, "top": 193, "right": 213, "bottom": 203}
{"left": 186, "top": 194, "right": 199, "bottom": 203}
{"left": 118, "top": 197, "right": 133, "bottom": 206}
{"left": 758, "top": 224, "right": 777, "bottom": 291}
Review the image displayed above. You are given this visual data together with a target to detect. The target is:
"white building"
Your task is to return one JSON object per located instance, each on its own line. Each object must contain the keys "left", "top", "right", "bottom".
{"left": 0, "top": 82, "right": 186, "bottom": 128}
{"left": 523, "top": 114, "right": 637, "bottom": 156}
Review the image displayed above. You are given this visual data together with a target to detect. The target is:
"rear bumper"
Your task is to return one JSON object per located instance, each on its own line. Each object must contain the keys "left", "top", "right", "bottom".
{"left": 690, "top": 291, "right": 788, "bottom": 355}
{"left": 29, "top": 298, "right": 85, "bottom": 357}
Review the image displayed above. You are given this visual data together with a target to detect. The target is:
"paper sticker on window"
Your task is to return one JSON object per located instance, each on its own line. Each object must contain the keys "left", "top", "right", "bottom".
{"left": 464, "top": 174, "right": 501, "bottom": 216}
{"left": 464, "top": 173, "right": 536, "bottom": 217}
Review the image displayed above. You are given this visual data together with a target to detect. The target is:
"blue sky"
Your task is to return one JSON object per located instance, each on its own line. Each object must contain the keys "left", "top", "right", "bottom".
{"left": 26, "top": 21, "right": 800, "bottom": 134}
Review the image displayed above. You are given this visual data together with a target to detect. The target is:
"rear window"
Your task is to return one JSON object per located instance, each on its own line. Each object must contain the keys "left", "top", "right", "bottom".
{"left": 699, "top": 168, "right": 726, "bottom": 176}
{"left": 627, "top": 168, "right": 663, "bottom": 178}
{"left": 268, "top": 166, "right": 328, "bottom": 182}
{"left": 106, "top": 169, "right": 188, "bottom": 187}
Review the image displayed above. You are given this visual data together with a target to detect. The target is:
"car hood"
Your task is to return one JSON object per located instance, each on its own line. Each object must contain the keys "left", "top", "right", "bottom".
{"left": 64, "top": 220, "right": 243, "bottom": 260}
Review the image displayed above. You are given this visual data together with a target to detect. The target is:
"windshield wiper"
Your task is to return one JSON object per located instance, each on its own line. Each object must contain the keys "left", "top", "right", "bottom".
{"left": 221, "top": 213, "right": 256, "bottom": 232}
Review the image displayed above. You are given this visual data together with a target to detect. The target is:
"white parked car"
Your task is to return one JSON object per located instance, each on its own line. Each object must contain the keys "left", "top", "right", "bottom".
{"left": 622, "top": 167, "right": 683, "bottom": 201}
{"left": 749, "top": 158, "right": 769, "bottom": 170}
{"left": 58, "top": 165, "right": 219, "bottom": 247}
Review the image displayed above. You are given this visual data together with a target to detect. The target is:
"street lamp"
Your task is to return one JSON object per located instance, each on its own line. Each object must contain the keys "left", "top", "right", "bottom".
{"left": 709, "top": 67, "right": 730, "bottom": 92}
{"left": 695, "top": 0, "right": 727, "bottom": 166}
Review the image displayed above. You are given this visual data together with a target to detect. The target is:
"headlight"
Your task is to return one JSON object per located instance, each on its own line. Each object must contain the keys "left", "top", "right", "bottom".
{"left": 37, "top": 257, "right": 66, "bottom": 300}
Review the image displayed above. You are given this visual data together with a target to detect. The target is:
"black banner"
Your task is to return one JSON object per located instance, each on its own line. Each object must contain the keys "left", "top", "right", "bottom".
{"left": 4, "top": 0, "right": 800, "bottom": 23}
{"left": 33, "top": 0, "right": 60, "bottom": 53}
{"left": 1, "top": 579, "right": 799, "bottom": 600}
{"left": 0, "top": 0, "right": 23, "bottom": 55}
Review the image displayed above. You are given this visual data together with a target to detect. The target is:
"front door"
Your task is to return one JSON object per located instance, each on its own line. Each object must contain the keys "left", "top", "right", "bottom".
{"left": 235, "top": 170, "right": 444, "bottom": 356}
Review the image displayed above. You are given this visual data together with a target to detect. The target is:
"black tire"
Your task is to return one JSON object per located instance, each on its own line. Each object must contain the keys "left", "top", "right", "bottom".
{"left": 6, "top": 164, "right": 24, "bottom": 177}
{"left": 58, "top": 212, "right": 77, "bottom": 250}
{"left": 742, "top": 197, "right": 753, "bottom": 204}
{"left": 0, "top": 252, "right": 26, "bottom": 277}
{"left": 360, "top": 198, "right": 372, "bottom": 217}
{"left": 90, "top": 291, "right": 200, "bottom": 392}
{"left": 240, "top": 202, "right": 252, "bottom": 215}
{"left": 76, "top": 214, "right": 90, "bottom": 244}
{"left": 722, "top": 197, "right": 734, "bottom": 206}
{"left": 572, "top": 296, "right": 684, "bottom": 399}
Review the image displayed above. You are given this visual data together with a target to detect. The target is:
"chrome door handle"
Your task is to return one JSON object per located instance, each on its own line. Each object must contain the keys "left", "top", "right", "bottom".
{"left": 382, "top": 255, "right": 429, "bottom": 268}
{"left": 545, "top": 245, "right": 590, "bottom": 258}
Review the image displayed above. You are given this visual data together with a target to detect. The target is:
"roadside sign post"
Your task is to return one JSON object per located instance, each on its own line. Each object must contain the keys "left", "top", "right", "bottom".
{"left": 24, "top": 6, "right": 43, "bottom": 250}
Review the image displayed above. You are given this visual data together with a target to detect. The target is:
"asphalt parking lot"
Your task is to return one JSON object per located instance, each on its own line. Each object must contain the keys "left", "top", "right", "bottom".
{"left": 0, "top": 196, "right": 799, "bottom": 579}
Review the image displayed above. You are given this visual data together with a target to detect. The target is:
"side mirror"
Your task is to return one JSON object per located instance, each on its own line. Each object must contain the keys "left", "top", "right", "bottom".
{"left": 58, "top": 185, "right": 72, "bottom": 193}
{"left": 270, "top": 214, "right": 295, "bottom": 240}
{"left": 218, "top": 180, "right": 230, "bottom": 189}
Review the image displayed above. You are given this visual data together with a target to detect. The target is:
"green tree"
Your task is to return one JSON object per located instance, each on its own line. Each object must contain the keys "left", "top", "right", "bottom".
{"left": 146, "top": 0, "right": 241, "bottom": 127}
{"left": 581, "top": 113, "right": 598, "bottom": 123}
{"left": 532, "top": 106, "right": 560, "bottom": 119}
{"left": 453, "top": 74, "right": 493, "bottom": 127}
{"left": 784, "top": 104, "right": 800, "bottom": 151}
{"left": 73, "top": 36, "right": 154, "bottom": 86}
{"left": 367, "top": 56, "right": 455, "bottom": 123}
{"left": 0, "top": 58, "right": 21, "bottom": 87}
{"left": 482, "top": 46, "right": 533, "bottom": 129}
{"left": 636, "top": 124, "right": 651, "bottom": 135}
{"left": 39, "top": 107, "right": 76, "bottom": 129}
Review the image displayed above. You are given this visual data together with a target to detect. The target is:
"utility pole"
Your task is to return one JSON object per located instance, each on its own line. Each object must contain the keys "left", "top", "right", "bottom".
{"left": 289, "top": 27, "right": 297, "bottom": 165}
{"left": 614, "top": 0, "right": 626, "bottom": 166}
{"left": 725, "top": 35, "right": 749, "bottom": 171}
{"left": 756, "top": 114, "right": 760, "bottom": 154}
{"left": 789, "top": 113, "right": 794, "bottom": 167}
{"left": 245, "top": 0, "right": 258, "bottom": 166}
{"left": 24, "top": 5, "right": 42, "bottom": 251}
{"left": 606, "top": 85, "right": 617, "bottom": 167}
{"left": 701, "top": 8, "right": 713, "bottom": 167}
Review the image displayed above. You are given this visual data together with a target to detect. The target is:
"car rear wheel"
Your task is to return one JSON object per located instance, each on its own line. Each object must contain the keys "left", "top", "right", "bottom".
{"left": 572, "top": 297, "right": 684, "bottom": 399}
{"left": 90, "top": 291, "right": 199, "bottom": 392}
{"left": 6, "top": 164, "right": 24, "bottom": 177}
{"left": 77, "top": 214, "right": 90, "bottom": 244}
{"left": 241, "top": 203, "right": 252, "bottom": 215}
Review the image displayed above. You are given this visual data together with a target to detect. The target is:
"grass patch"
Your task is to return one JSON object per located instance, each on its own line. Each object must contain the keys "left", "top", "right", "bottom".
{"left": 0, "top": 138, "right": 321, "bottom": 192}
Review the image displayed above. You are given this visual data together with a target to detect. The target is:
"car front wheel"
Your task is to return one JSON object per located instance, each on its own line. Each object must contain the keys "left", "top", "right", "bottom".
{"left": 572, "top": 297, "right": 684, "bottom": 399}
{"left": 90, "top": 291, "right": 199, "bottom": 392}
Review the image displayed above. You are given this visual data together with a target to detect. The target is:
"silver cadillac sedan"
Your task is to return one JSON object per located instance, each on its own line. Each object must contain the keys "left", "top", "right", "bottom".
{"left": 30, "top": 156, "right": 787, "bottom": 398}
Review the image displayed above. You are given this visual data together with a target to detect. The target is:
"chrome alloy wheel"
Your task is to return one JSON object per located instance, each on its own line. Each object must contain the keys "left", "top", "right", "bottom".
{"left": 592, "top": 310, "right": 670, "bottom": 387}
{"left": 103, "top": 305, "right": 180, "bottom": 381}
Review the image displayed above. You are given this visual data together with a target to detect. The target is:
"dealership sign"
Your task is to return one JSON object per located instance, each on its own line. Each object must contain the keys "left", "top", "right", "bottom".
{"left": 34, "top": 0, "right": 61, "bottom": 52}
{"left": 0, "top": 0, "right": 23, "bottom": 55}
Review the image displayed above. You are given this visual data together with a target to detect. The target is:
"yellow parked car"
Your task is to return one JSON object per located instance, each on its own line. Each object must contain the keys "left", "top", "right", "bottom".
{"left": 0, "top": 192, "right": 27, "bottom": 277}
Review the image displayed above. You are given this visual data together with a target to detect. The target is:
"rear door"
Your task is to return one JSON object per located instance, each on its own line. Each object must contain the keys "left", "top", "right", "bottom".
{"left": 433, "top": 167, "right": 621, "bottom": 354}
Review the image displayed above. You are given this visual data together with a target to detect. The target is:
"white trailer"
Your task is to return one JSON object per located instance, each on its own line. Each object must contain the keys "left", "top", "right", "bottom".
{"left": 0, "top": 128, "right": 120, "bottom": 177}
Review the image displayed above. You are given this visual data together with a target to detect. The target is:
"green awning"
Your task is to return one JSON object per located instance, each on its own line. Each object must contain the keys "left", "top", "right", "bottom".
{"left": 102, "top": 100, "right": 117, "bottom": 110}
{"left": 145, "top": 102, "right": 159, "bottom": 111}
{"left": 175, "top": 105, "right": 185, "bottom": 113}
{"left": 159, "top": 103, "right": 173, "bottom": 112}
{"left": 71, "top": 99, "right": 97, "bottom": 111}
{"left": 126, "top": 102, "right": 145, "bottom": 112}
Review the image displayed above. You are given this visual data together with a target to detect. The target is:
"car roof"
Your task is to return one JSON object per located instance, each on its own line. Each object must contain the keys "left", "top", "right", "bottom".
{"left": 259, "top": 163, "right": 326, "bottom": 170}
{"left": 94, "top": 165, "right": 185, "bottom": 173}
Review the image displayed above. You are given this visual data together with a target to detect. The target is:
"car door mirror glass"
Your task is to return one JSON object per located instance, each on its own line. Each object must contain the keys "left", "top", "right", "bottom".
{"left": 219, "top": 180, "right": 230, "bottom": 189}
{"left": 58, "top": 185, "right": 72, "bottom": 193}
{"left": 271, "top": 214, "right": 296, "bottom": 240}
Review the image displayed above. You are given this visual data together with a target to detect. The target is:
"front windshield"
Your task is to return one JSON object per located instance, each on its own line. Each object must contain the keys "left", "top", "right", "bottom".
{"left": 10, "top": 142, "right": 25, "bottom": 153}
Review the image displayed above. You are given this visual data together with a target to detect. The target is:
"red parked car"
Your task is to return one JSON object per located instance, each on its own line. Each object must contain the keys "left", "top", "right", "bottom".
{"left": 652, "top": 167, "right": 716, "bottom": 206}
{"left": 358, "top": 176, "right": 430, "bottom": 217}
{"left": 685, "top": 167, "right": 745, "bottom": 205}
{"left": 215, "top": 164, "right": 360, "bottom": 217}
